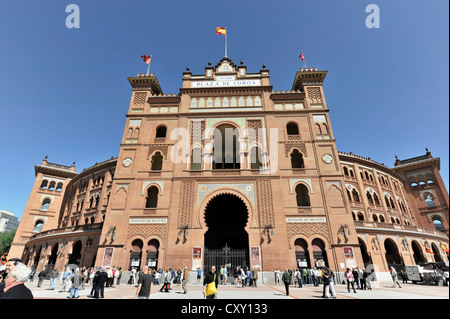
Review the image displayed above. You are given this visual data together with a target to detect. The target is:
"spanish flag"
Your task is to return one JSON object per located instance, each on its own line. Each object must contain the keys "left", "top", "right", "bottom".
{"left": 441, "top": 242, "right": 449, "bottom": 253}
{"left": 423, "top": 245, "right": 434, "bottom": 254}
{"left": 1, "top": 254, "right": 7, "bottom": 265}
{"left": 216, "top": 27, "right": 226, "bottom": 36}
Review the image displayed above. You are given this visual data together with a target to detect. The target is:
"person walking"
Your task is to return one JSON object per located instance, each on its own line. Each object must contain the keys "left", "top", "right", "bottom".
{"left": 59, "top": 267, "right": 72, "bottom": 292}
{"left": 37, "top": 269, "right": 46, "bottom": 287}
{"left": 390, "top": 266, "right": 402, "bottom": 288}
{"left": 240, "top": 267, "right": 247, "bottom": 287}
{"left": 282, "top": 269, "right": 291, "bottom": 296}
{"left": 252, "top": 267, "right": 258, "bottom": 287}
{"left": 274, "top": 268, "right": 281, "bottom": 285}
{"left": 323, "top": 267, "right": 336, "bottom": 299}
{"left": 296, "top": 268, "right": 303, "bottom": 288}
{"left": 182, "top": 267, "right": 189, "bottom": 294}
{"left": 93, "top": 267, "right": 108, "bottom": 298}
{"left": 197, "top": 267, "right": 202, "bottom": 284}
{"left": 203, "top": 265, "right": 219, "bottom": 299}
{"left": 246, "top": 268, "right": 253, "bottom": 287}
{"left": 160, "top": 269, "right": 172, "bottom": 293}
{"left": 353, "top": 268, "right": 361, "bottom": 289}
{"left": 49, "top": 268, "right": 59, "bottom": 290}
{"left": 135, "top": 266, "right": 152, "bottom": 299}
{"left": 363, "top": 269, "right": 372, "bottom": 290}
{"left": 344, "top": 268, "right": 357, "bottom": 293}
{"left": 400, "top": 269, "right": 408, "bottom": 284}
{"left": 223, "top": 266, "right": 228, "bottom": 285}
{"left": 68, "top": 268, "right": 82, "bottom": 298}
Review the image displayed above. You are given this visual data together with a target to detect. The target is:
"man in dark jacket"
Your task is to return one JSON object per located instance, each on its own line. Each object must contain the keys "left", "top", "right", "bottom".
{"left": 93, "top": 267, "right": 108, "bottom": 299}
{"left": 202, "top": 266, "right": 219, "bottom": 299}
{"left": 282, "top": 269, "right": 291, "bottom": 296}
{"left": 37, "top": 269, "right": 46, "bottom": 287}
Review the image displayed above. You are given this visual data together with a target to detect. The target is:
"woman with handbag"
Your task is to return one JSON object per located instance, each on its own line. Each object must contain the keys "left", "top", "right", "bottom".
{"left": 202, "top": 265, "right": 219, "bottom": 299}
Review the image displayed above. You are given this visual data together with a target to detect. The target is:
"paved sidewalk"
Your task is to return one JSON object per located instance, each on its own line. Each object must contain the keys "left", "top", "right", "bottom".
{"left": 28, "top": 281, "right": 449, "bottom": 300}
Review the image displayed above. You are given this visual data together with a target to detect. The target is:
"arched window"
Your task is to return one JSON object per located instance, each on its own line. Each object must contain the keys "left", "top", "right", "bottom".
{"left": 290, "top": 149, "right": 304, "bottom": 169}
{"left": 32, "top": 220, "right": 44, "bottom": 233}
{"left": 295, "top": 184, "right": 310, "bottom": 207}
{"left": 40, "top": 180, "right": 48, "bottom": 189}
{"left": 40, "top": 198, "right": 51, "bottom": 211}
{"left": 372, "top": 214, "right": 378, "bottom": 222}
{"left": 250, "top": 146, "right": 263, "bottom": 170}
{"left": 389, "top": 198, "right": 395, "bottom": 209}
{"left": 48, "top": 181, "right": 56, "bottom": 190}
{"left": 190, "top": 148, "right": 202, "bottom": 171}
{"left": 347, "top": 189, "right": 352, "bottom": 201}
{"left": 56, "top": 182, "right": 63, "bottom": 191}
{"left": 343, "top": 167, "right": 349, "bottom": 176}
{"left": 212, "top": 124, "right": 240, "bottom": 170}
{"left": 424, "top": 193, "right": 436, "bottom": 207}
{"left": 366, "top": 191, "right": 374, "bottom": 205}
{"left": 379, "top": 215, "right": 385, "bottom": 222}
{"left": 155, "top": 126, "right": 167, "bottom": 138}
{"left": 352, "top": 189, "right": 360, "bottom": 202}
{"left": 432, "top": 217, "right": 445, "bottom": 230}
{"left": 145, "top": 186, "right": 159, "bottom": 208}
{"left": 151, "top": 152, "right": 163, "bottom": 171}
{"left": 357, "top": 212, "right": 365, "bottom": 221}
{"left": 286, "top": 122, "right": 299, "bottom": 135}
{"left": 373, "top": 193, "right": 380, "bottom": 205}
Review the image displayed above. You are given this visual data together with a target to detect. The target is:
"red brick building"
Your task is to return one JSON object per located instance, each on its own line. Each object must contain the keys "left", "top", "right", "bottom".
{"left": 9, "top": 58, "right": 449, "bottom": 283}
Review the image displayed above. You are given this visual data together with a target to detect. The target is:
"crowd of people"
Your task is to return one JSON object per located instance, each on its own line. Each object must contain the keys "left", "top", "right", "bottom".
{"left": 2, "top": 259, "right": 448, "bottom": 299}
{"left": 276, "top": 266, "right": 376, "bottom": 298}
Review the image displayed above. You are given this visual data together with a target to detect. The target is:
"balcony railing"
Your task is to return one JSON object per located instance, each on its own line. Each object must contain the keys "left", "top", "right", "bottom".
{"left": 354, "top": 220, "right": 447, "bottom": 239}
{"left": 30, "top": 222, "right": 104, "bottom": 240}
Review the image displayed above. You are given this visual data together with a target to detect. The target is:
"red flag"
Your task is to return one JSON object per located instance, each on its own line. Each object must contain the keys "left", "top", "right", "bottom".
{"left": 423, "top": 245, "right": 434, "bottom": 254}
{"left": 1, "top": 254, "right": 7, "bottom": 265}
{"left": 141, "top": 55, "right": 151, "bottom": 65}
{"left": 441, "top": 242, "right": 449, "bottom": 253}
{"left": 216, "top": 27, "right": 226, "bottom": 36}
{"left": 299, "top": 53, "right": 305, "bottom": 62}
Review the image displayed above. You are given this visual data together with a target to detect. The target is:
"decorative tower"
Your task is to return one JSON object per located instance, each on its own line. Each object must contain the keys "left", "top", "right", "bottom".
{"left": 393, "top": 149, "right": 449, "bottom": 235}
{"left": 8, "top": 156, "right": 77, "bottom": 260}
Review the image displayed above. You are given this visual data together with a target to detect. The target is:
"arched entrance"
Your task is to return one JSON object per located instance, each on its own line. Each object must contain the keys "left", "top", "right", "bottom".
{"left": 146, "top": 239, "right": 160, "bottom": 270}
{"left": 431, "top": 243, "right": 443, "bottom": 262}
{"left": 294, "top": 238, "right": 310, "bottom": 268}
{"left": 130, "top": 239, "right": 143, "bottom": 270}
{"left": 68, "top": 241, "right": 82, "bottom": 266}
{"left": 411, "top": 241, "right": 426, "bottom": 264}
{"left": 384, "top": 238, "right": 404, "bottom": 271}
{"left": 203, "top": 194, "right": 249, "bottom": 274}
{"left": 311, "top": 238, "right": 328, "bottom": 268}
{"left": 359, "top": 238, "right": 372, "bottom": 268}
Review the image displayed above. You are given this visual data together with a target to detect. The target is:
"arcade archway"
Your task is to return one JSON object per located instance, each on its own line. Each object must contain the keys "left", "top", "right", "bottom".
{"left": 203, "top": 194, "right": 249, "bottom": 272}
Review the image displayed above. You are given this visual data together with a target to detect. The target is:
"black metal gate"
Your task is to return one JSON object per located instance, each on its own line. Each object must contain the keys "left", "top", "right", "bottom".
{"left": 204, "top": 244, "right": 248, "bottom": 282}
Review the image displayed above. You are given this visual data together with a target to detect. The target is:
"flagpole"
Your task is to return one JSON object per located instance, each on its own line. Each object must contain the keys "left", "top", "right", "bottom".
{"left": 225, "top": 26, "right": 228, "bottom": 58}
{"left": 147, "top": 55, "right": 152, "bottom": 76}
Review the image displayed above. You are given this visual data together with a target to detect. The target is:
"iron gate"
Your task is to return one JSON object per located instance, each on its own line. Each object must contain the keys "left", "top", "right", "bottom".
{"left": 204, "top": 244, "right": 248, "bottom": 282}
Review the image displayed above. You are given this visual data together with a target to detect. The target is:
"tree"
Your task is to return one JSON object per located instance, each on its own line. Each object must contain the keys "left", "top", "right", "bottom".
{"left": 0, "top": 230, "right": 16, "bottom": 256}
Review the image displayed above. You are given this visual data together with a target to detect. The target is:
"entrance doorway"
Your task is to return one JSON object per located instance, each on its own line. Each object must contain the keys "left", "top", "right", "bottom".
{"left": 203, "top": 194, "right": 249, "bottom": 276}
{"left": 384, "top": 238, "right": 404, "bottom": 271}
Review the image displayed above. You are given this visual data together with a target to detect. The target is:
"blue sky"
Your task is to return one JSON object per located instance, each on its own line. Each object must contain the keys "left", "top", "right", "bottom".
{"left": 0, "top": 0, "right": 448, "bottom": 221}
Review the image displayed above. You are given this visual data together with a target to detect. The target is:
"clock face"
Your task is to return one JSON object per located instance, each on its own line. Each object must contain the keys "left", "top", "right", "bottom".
{"left": 122, "top": 157, "right": 133, "bottom": 167}
{"left": 322, "top": 154, "right": 333, "bottom": 164}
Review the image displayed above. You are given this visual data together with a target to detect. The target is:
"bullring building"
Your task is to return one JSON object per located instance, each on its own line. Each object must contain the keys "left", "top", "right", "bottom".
{"left": 9, "top": 58, "right": 449, "bottom": 283}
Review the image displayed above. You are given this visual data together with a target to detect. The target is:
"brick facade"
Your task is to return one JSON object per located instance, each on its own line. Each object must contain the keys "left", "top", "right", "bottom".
{"left": 10, "top": 58, "right": 449, "bottom": 282}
